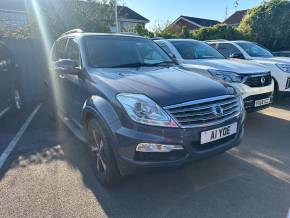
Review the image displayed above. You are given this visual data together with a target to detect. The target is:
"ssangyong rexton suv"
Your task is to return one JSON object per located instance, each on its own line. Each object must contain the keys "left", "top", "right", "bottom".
{"left": 46, "top": 30, "right": 245, "bottom": 185}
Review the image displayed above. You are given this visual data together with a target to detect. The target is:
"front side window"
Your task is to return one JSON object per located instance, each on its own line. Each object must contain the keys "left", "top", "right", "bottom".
{"left": 171, "top": 41, "right": 225, "bottom": 60}
{"left": 237, "top": 42, "right": 273, "bottom": 58}
{"left": 85, "top": 36, "right": 173, "bottom": 68}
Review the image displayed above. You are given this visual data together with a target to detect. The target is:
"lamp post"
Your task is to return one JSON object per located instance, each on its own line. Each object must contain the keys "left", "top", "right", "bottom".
{"left": 114, "top": 0, "right": 120, "bottom": 33}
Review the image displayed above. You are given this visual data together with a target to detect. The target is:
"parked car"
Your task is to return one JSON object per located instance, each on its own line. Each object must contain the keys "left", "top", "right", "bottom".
{"left": 45, "top": 30, "right": 246, "bottom": 185}
{"left": 208, "top": 40, "right": 290, "bottom": 96}
{"left": 154, "top": 39, "right": 274, "bottom": 111}
{"left": 0, "top": 42, "right": 23, "bottom": 119}
{"left": 273, "top": 51, "right": 290, "bottom": 58}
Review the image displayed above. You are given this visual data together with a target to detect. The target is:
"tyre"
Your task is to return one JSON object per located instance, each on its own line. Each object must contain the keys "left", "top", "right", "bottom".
{"left": 12, "top": 86, "right": 23, "bottom": 112}
{"left": 273, "top": 79, "right": 280, "bottom": 102}
{"left": 87, "top": 118, "right": 121, "bottom": 186}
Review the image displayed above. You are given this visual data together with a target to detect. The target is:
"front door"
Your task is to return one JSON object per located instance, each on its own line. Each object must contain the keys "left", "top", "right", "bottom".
{"left": 0, "top": 44, "right": 13, "bottom": 113}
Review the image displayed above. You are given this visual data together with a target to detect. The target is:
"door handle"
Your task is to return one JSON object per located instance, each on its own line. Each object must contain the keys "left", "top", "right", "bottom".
{"left": 58, "top": 74, "right": 65, "bottom": 79}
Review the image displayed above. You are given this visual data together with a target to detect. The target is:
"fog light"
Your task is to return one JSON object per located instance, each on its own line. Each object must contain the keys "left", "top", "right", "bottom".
{"left": 136, "top": 143, "right": 184, "bottom": 153}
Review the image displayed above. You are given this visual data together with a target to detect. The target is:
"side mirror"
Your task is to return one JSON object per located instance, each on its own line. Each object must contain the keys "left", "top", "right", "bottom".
{"left": 229, "top": 53, "right": 244, "bottom": 59}
{"left": 54, "top": 59, "right": 80, "bottom": 75}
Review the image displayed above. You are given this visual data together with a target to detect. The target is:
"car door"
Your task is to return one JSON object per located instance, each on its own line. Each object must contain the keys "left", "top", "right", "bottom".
{"left": 63, "top": 38, "right": 86, "bottom": 125}
{"left": 50, "top": 38, "right": 68, "bottom": 114}
{"left": 0, "top": 44, "right": 13, "bottom": 112}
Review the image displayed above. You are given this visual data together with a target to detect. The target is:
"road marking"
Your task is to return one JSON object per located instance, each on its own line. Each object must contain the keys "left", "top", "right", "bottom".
{"left": 0, "top": 103, "right": 42, "bottom": 169}
{"left": 0, "top": 107, "right": 10, "bottom": 119}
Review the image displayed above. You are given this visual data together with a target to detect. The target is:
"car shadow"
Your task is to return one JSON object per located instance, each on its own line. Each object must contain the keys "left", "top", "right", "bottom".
{"left": 1, "top": 100, "right": 290, "bottom": 217}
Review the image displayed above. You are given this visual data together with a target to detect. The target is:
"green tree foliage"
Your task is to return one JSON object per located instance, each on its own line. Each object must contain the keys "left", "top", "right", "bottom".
{"left": 193, "top": 24, "right": 245, "bottom": 40}
{"left": 135, "top": 24, "right": 154, "bottom": 38}
{"left": 238, "top": 0, "right": 290, "bottom": 50}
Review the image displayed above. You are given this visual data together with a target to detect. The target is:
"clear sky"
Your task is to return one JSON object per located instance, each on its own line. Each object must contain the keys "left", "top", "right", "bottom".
{"left": 122, "top": 0, "right": 263, "bottom": 30}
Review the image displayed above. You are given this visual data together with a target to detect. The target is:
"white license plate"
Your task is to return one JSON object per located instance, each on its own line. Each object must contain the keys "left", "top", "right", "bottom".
{"left": 201, "top": 123, "right": 237, "bottom": 145}
{"left": 254, "top": 98, "right": 271, "bottom": 107}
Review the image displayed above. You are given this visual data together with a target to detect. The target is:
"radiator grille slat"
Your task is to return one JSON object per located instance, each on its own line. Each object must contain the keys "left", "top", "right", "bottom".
{"left": 244, "top": 73, "right": 272, "bottom": 87}
{"left": 166, "top": 95, "right": 240, "bottom": 128}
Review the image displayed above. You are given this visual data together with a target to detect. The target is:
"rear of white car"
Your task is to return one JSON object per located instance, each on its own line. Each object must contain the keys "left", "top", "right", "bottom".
{"left": 208, "top": 40, "right": 290, "bottom": 95}
{"left": 154, "top": 39, "right": 274, "bottom": 111}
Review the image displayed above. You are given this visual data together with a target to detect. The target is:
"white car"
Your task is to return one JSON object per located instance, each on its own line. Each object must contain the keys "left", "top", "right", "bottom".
{"left": 154, "top": 38, "right": 274, "bottom": 111}
{"left": 207, "top": 40, "right": 290, "bottom": 95}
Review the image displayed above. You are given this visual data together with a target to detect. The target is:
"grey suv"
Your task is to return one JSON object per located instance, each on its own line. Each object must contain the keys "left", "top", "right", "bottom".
{"left": 46, "top": 30, "right": 245, "bottom": 185}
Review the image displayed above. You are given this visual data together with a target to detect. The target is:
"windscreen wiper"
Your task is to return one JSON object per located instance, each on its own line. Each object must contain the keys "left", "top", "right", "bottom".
{"left": 110, "top": 63, "right": 150, "bottom": 68}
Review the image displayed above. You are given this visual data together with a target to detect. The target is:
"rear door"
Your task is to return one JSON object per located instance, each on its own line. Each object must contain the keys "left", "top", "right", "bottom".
{"left": 50, "top": 38, "right": 68, "bottom": 114}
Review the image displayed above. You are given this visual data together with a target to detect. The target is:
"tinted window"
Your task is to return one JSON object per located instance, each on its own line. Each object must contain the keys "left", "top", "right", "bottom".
{"left": 217, "top": 43, "right": 242, "bottom": 58}
{"left": 85, "top": 36, "right": 173, "bottom": 68}
{"left": 66, "top": 38, "right": 80, "bottom": 66}
{"left": 171, "top": 41, "right": 225, "bottom": 60}
{"left": 237, "top": 42, "right": 273, "bottom": 58}
{"left": 52, "top": 38, "right": 67, "bottom": 61}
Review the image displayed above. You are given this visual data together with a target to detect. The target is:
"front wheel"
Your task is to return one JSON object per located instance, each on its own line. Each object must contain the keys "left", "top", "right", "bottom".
{"left": 87, "top": 118, "right": 121, "bottom": 186}
{"left": 12, "top": 87, "right": 23, "bottom": 112}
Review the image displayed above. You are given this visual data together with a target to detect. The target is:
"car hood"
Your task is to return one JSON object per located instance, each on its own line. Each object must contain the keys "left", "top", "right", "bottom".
{"left": 181, "top": 58, "right": 268, "bottom": 74}
{"left": 90, "top": 67, "right": 231, "bottom": 107}
{"left": 252, "top": 57, "right": 290, "bottom": 65}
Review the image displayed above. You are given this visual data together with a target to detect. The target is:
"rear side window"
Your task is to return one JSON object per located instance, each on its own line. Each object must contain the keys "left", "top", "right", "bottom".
{"left": 51, "top": 38, "right": 67, "bottom": 61}
{"left": 217, "top": 43, "right": 241, "bottom": 58}
{"left": 66, "top": 38, "right": 80, "bottom": 66}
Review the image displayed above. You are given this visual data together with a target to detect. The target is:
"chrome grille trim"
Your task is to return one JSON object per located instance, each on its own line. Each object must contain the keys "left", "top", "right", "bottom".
{"left": 244, "top": 72, "right": 272, "bottom": 87}
{"left": 164, "top": 95, "right": 241, "bottom": 128}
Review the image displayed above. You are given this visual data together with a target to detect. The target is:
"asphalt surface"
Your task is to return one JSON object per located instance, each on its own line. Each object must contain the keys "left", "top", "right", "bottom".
{"left": 1, "top": 98, "right": 290, "bottom": 218}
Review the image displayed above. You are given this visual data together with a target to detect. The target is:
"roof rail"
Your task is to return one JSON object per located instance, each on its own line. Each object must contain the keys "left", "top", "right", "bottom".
{"left": 206, "top": 39, "right": 229, "bottom": 42}
{"left": 151, "top": 37, "right": 165, "bottom": 40}
{"left": 60, "top": 29, "right": 83, "bottom": 37}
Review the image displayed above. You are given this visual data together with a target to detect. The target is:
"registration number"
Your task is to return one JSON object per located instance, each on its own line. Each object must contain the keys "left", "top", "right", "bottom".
{"left": 254, "top": 98, "right": 271, "bottom": 107}
{"left": 200, "top": 123, "right": 237, "bottom": 145}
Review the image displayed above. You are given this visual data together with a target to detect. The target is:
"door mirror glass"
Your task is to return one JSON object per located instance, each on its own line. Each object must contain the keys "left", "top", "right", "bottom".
{"left": 54, "top": 59, "right": 80, "bottom": 75}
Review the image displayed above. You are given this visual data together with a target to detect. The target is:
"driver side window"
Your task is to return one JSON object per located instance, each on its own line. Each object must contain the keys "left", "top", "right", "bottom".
{"left": 217, "top": 43, "right": 243, "bottom": 58}
{"left": 65, "top": 38, "right": 81, "bottom": 67}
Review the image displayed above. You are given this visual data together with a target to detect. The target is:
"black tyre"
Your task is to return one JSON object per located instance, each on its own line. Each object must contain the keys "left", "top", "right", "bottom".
{"left": 12, "top": 86, "right": 23, "bottom": 112}
{"left": 273, "top": 79, "right": 280, "bottom": 102}
{"left": 87, "top": 118, "right": 121, "bottom": 186}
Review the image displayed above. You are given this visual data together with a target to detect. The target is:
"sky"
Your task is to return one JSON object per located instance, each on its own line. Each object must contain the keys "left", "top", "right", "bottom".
{"left": 122, "top": 0, "right": 263, "bottom": 30}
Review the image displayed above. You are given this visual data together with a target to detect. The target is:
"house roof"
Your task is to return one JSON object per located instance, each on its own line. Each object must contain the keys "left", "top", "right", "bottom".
{"left": 0, "top": 0, "right": 26, "bottom": 12}
{"left": 118, "top": 6, "right": 149, "bottom": 23}
{"left": 174, "top": 16, "right": 220, "bottom": 27}
{"left": 224, "top": 9, "right": 248, "bottom": 25}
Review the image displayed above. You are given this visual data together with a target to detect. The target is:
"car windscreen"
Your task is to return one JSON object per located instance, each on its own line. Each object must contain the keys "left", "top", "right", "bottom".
{"left": 237, "top": 42, "right": 273, "bottom": 58}
{"left": 85, "top": 36, "right": 174, "bottom": 68}
{"left": 171, "top": 41, "right": 225, "bottom": 60}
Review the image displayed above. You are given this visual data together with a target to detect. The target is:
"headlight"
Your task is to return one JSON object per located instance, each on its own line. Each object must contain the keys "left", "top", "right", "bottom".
{"left": 276, "top": 64, "right": 290, "bottom": 73}
{"left": 209, "top": 70, "right": 244, "bottom": 83}
{"left": 116, "top": 93, "right": 178, "bottom": 127}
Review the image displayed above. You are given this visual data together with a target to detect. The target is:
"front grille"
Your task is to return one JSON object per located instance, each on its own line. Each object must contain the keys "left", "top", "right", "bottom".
{"left": 164, "top": 95, "right": 240, "bottom": 128}
{"left": 286, "top": 78, "right": 290, "bottom": 89}
{"left": 244, "top": 73, "right": 272, "bottom": 87}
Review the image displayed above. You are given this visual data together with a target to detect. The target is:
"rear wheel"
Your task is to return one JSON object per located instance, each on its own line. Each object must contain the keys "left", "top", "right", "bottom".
{"left": 87, "top": 118, "right": 121, "bottom": 186}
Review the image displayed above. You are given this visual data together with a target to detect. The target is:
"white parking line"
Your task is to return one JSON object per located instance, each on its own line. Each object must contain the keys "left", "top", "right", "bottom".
{"left": 0, "top": 107, "right": 10, "bottom": 119}
{"left": 0, "top": 103, "right": 42, "bottom": 169}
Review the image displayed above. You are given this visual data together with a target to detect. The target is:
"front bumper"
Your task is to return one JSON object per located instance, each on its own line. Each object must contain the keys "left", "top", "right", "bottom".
{"left": 230, "top": 80, "right": 274, "bottom": 111}
{"left": 113, "top": 114, "right": 244, "bottom": 175}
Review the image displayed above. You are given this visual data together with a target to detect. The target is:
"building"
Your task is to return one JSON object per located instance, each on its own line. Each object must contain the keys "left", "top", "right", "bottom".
{"left": 117, "top": 6, "right": 149, "bottom": 33}
{"left": 0, "top": 0, "right": 28, "bottom": 32}
{"left": 171, "top": 16, "right": 220, "bottom": 32}
{"left": 224, "top": 9, "right": 248, "bottom": 27}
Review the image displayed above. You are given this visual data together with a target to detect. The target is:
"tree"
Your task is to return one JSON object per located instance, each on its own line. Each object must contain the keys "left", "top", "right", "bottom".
{"left": 193, "top": 24, "right": 245, "bottom": 41}
{"left": 238, "top": 0, "right": 290, "bottom": 50}
{"left": 135, "top": 24, "right": 154, "bottom": 38}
